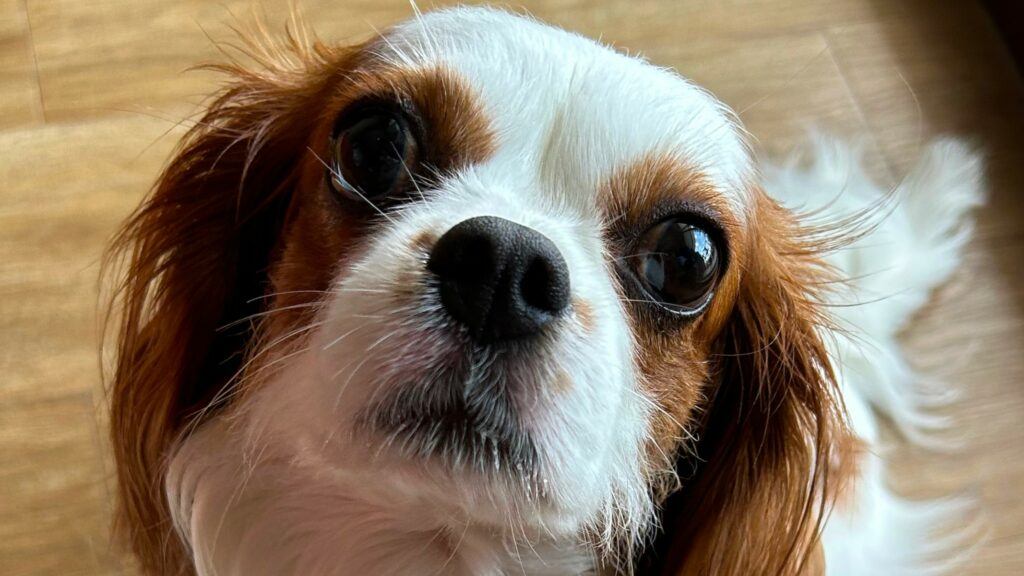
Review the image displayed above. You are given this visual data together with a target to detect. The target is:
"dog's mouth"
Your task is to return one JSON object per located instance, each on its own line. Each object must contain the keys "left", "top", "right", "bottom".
{"left": 354, "top": 341, "right": 546, "bottom": 475}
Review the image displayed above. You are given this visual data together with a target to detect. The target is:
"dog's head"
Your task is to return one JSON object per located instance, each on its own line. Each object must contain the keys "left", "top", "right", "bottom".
{"left": 109, "top": 7, "right": 846, "bottom": 574}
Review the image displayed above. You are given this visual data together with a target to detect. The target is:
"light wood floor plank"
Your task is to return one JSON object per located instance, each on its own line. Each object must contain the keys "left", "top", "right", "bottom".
{"left": 0, "top": 392, "right": 123, "bottom": 575}
{"left": 0, "top": 0, "right": 43, "bottom": 128}
{"left": 0, "top": 116, "right": 178, "bottom": 575}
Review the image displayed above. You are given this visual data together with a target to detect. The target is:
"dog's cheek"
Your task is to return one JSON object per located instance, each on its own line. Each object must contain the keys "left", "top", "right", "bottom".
{"left": 636, "top": 333, "right": 709, "bottom": 469}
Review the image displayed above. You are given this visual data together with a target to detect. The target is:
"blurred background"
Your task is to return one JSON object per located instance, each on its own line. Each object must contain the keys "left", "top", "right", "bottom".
{"left": 1, "top": 1, "right": 1022, "bottom": 574}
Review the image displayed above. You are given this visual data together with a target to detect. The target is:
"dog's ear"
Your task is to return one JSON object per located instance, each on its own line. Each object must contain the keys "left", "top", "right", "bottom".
{"left": 653, "top": 191, "right": 850, "bottom": 575}
{"left": 105, "top": 32, "right": 347, "bottom": 574}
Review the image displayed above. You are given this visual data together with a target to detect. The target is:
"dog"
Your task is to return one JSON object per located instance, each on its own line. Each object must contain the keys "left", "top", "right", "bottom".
{"left": 106, "top": 7, "right": 983, "bottom": 575}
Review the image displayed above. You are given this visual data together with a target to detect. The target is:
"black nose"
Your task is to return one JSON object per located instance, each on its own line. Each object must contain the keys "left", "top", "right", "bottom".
{"left": 427, "top": 216, "right": 571, "bottom": 342}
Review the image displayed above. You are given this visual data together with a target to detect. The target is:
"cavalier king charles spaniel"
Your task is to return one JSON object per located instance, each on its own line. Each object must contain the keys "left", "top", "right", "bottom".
{"left": 107, "top": 7, "right": 983, "bottom": 575}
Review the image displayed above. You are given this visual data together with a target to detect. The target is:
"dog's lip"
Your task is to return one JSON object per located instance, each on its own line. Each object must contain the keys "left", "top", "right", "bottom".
{"left": 357, "top": 388, "right": 539, "bottom": 473}
{"left": 348, "top": 328, "right": 549, "bottom": 472}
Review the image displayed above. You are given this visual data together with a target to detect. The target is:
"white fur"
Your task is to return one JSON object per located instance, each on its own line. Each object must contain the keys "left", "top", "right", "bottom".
{"left": 764, "top": 136, "right": 984, "bottom": 574}
{"left": 166, "top": 7, "right": 982, "bottom": 575}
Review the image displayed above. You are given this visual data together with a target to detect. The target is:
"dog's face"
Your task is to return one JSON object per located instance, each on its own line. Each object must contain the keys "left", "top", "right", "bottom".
{"left": 257, "top": 8, "right": 749, "bottom": 533}
{"left": 111, "top": 8, "right": 844, "bottom": 574}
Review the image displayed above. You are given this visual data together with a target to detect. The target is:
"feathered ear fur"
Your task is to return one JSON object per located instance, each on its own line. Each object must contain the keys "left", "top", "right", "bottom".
{"left": 652, "top": 192, "right": 851, "bottom": 576}
{"left": 104, "top": 27, "right": 345, "bottom": 575}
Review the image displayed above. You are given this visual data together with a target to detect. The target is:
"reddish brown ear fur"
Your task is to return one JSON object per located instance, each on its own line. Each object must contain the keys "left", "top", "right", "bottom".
{"left": 105, "top": 32, "right": 346, "bottom": 575}
{"left": 652, "top": 192, "right": 850, "bottom": 576}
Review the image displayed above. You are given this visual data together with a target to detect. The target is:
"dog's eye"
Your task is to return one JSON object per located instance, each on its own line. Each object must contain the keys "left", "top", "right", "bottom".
{"left": 634, "top": 218, "right": 721, "bottom": 314}
{"left": 329, "top": 108, "right": 416, "bottom": 200}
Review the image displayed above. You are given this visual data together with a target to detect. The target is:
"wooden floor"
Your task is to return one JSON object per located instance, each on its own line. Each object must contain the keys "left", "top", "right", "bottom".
{"left": 2, "top": 1, "right": 1022, "bottom": 574}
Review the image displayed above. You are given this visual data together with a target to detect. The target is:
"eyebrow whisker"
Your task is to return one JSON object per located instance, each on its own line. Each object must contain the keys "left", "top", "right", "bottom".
{"left": 394, "top": 142, "right": 427, "bottom": 203}
{"left": 307, "top": 146, "right": 397, "bottom": 225}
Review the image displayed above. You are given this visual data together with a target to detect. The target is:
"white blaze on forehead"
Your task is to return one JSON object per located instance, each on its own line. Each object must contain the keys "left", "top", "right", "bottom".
{"left": 377, "top": 6, "right": 752, "bottom": 218}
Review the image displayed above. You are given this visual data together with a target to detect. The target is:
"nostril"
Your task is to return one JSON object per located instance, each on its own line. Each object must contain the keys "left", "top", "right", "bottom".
{"left": 520, "top": 255, "right": 569, "bottom": 315}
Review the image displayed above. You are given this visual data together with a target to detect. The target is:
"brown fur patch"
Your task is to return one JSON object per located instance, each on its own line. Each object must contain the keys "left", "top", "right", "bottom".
{"left": 324, "top": 63, "right": 498, "bottom": 181}
{"left": 552, "top": 368, "right": 574, "bottom": 395}
{"left": 410, "top": 228, "right": 439, "bottom": 254}
{"left": 270, "top": 63, "right": 498, "bottom": 333}
{"left": 573, "top": 297, "right": 595, "bottom": 334}
{"left": 599, "top": 153, "right": 745, "bottom": 468}
{"left": 599, "top": 155, "right": 855, "bottom": 574}
{"left": 646, "top": 189, "right": 854, "bottom": 576}
{"left": 601, "top": 153, "right": 740, "bottom": 239}
{"left": 105, "top": 26, "right": 497, "bottom": 576}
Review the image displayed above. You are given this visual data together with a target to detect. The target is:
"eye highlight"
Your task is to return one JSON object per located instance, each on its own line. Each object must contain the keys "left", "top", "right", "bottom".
{"left": 329, "top": 105, "right": 417, "bottom": 201}
{"left": 633, "top": 217, "right": 722, "bottom": 315}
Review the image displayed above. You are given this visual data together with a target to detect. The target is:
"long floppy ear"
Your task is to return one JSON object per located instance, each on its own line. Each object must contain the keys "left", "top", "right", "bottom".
{"left": 104, "top": 31, "right": 342, "bottom": 574}
{"left": 654, "top": 191, "right": 850, "bottom": 575}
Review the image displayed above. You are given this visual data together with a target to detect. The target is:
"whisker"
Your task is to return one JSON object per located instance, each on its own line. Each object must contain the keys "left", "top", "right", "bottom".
{"left": 334, "top": 287, "right": 392, "bottom": 295}
{"left": 246, "top": 289, "right": 332, "bottom": 304}
{"left": 232, "top": 344, "right": 314, "bottom": 397}
{"left": 307, "top": 147, "right": 396, "bottom": 224}
{"left": 619, "top": 297, "right": 668, "bottom": 306}
{"left": 395, "top": 142, "right": 428, "bottom": 203}
{"left": 506, "top": 509, "right": 528, "bottom": 576}
{"left": 603, "top": 210, "right": 630, "bottom": 229}
{"left": 434, "top": 517, "right": 471, "bottom": 575}
{"left": 217, "top": 301, "right": 321, "bottom": 331}
{"left": 605, "top": 251, "right": 675, "bottom": 265}
{"left": 331, "top": 346, "right": 378, "bottom": 408}
{"left": 183, "top": 319, "right": 324, "bottom": 438}
{"left": 322, "top": 320, "right": 376, "bottom": 351}
{"left": 737, "top": 46, "right": 828, "bottom": 117}
{"left": 354, "top": 328, "right": 423, "bottom": 418}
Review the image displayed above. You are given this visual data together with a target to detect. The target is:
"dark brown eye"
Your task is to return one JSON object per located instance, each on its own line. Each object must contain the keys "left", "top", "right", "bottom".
{"left": 329, "top": 108, "right": 416, "bottom": 200}
{"left": 634, "top": 218, "right": 721, "bottom": 314}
